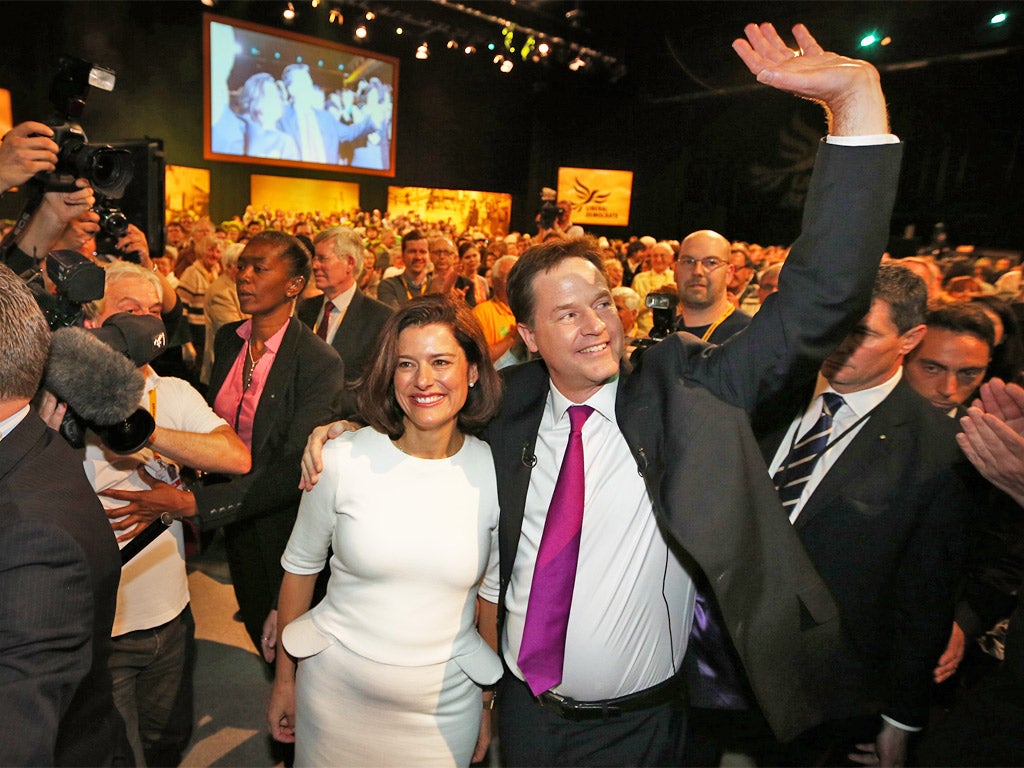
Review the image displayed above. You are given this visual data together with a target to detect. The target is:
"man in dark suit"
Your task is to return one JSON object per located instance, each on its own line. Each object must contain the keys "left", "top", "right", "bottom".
{"left": 0, "top": 263, "right": 123, "bottom": 766}
{"left": 750, "top": 266, "right": 972, "bottom": 765}
{"left": 297, "top": 226, "right": 393, "bottom": 389}
{"left": 377, "top": 230, "right": 438, "bottom": 309}
{"left": 298, "top": 23, "right": 902, "bottom": 764}
{"left": 487, "top": 24, "right": 903, "bottom": 766}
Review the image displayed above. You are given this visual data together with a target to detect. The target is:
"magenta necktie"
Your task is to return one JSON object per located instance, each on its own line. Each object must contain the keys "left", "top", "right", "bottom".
{"left": 316, "top": 300, "right": 333, "bottom": 341}
{"left": 518, "top": 404, "right": 594, "bottom": 696}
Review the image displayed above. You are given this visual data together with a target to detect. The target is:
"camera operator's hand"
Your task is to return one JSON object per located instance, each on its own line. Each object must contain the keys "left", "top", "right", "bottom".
{"left": 15, "top": 179, "right": 96, "bottom": 261}
{"left": 37, "top": 390, "right": 68, "bottom": 432}
{"left": 0, "top": 121, "right": 59, "bottom": 192}
{"left": 100, "top": 466, "right": 198, "bottom": 542}
{"left": 116, "top": 223, "right": 151, "bottom": 268}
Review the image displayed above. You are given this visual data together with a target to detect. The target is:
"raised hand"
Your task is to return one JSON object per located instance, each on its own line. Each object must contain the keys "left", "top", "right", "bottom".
{"left": 733, "top": 23, "right": 889, "bottom": 136}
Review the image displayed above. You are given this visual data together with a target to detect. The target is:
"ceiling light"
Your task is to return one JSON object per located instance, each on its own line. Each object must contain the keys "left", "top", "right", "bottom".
{"left": 500, "top": 59, "right": 514, "bottom": 73}
{"left": 537, "top": 41, "right": 550, "bottom": 56}
{"left": 493, "top": 54, "right": 504, "bottom": 64}
{"left": 396, "top": 26, "right": 404, "bottom": 35}
{"left": 464, "top": 45, "right": 476, "bottom": 55}
{"left": 200, "top": 0, "right": 215, "bottom": 7}
{"left": 416, "top": 42, "right": 429, "bottom": 60}
{"left": 329, "top": 9, "right": 342, "bottom": 24}
{"left": 355, "top": 24, "right": 367, "bottom": 39}
{"left": 447, "top": 39, "right": 458, "bottom": 49}
{"left": 311, "top": 0, "right": 319, "bottom": 7}
{"left": 365, "top": 10, "right": 376, "bottom": 20}
{"left": 568, "top": 56, "right": 585, "bottom": 71}
{"left": 283, "top": 2, "right": 296, "bottom": 21}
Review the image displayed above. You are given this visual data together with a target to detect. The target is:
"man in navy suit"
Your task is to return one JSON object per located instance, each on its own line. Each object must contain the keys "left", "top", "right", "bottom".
{"left": 297, "top": 226, "right": 393, "bottom": 389}
{"left": 0, "top": 263, "right": 123, "bottom": 766}
{"left": 750, "top": 266, "right": 972, "bottom": 765}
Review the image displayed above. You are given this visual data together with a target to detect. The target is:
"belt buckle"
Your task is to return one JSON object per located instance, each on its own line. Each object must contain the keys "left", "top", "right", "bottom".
{"left": 538, "top": 691, "right": 621, "bottom": 721}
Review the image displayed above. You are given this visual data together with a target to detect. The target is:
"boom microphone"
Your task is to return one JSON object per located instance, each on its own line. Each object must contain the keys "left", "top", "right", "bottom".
{"left": 46, "top": 326, "right": 145, "bottom": 424}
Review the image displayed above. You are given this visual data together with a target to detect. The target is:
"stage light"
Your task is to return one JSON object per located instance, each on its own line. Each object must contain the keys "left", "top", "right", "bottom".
{"left": 487, "top": 42, "right": 496, "bottom": 51}
{"left": 365, "top": 11, "right": 376, "bottom": 20}
{"left": 500, "top": 59, "right": 514, "bottom": 73}
{"left": 329, "top": 9, "right": 343, "bottom": 24}
{"left": 493, "top": 54, "right": 504, "bottom": 64}
{"left": 311, "top": 0, "right": 319, "bottom": 7}
{"left": 538, "top": 42, "right": 550, "bottom": 55}
{"left": 416, "top": 42, "right": 429, "bottom": 60}
{"left": 355, "top": 25, "right": 368, "bottom": 39}
{"left": 464, "top": 45, "right": 476, "bottom": 54}
{"left": 568, "top": 56, "right": 585, "bottom": 71}
{"left": 880, "top": 36, "right": 892, "bottom": 46}
{"left": 396, "top": 26, "right": 404, "bottom": 35}
{"left": 200, "top": 0, "right": 215, "bottom": 7}
{"left": 991, "top": 12, "right": 1008, "bottom": 25}
{"left": 859, "top": 32, "right": 878, "bottom": 47}
{"left": 283, "top": 2, "right": 296, "bottom": 21}
{"left": 447, "top": 39, "right": 458, "bottom": 49}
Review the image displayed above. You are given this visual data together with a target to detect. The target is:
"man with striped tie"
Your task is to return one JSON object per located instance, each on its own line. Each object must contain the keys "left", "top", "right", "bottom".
{"left": 753, "top": 265, "right": 974, "bottom": 765}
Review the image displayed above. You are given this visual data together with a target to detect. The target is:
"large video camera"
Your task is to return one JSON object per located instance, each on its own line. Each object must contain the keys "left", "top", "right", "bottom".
{"left": 35, "top": 57, "right": 133, "bottom": 199}
{"left": 538, "top": 187, "right": 565, "bottom": 231}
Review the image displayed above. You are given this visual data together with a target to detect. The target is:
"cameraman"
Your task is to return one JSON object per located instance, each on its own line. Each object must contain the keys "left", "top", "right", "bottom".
{"left": 40, "top": 262, "right": 251, "bottom": 766}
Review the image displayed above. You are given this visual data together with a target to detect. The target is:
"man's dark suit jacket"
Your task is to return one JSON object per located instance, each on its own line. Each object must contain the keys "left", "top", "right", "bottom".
{"left": 486, "top": 141, "right": 904, "bottom": 742}
{"left": 754, "top": 378, "right": 972, "bottom": 729}
{"left": 0, "top": 412, "right": 123, "bottom": 766}
{"left": 296, "top": 290, "right": 393, "bottom": 386}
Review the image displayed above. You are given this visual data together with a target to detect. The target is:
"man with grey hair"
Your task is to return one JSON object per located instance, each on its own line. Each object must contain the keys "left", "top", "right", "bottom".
{"left": 297, "top": 226, "right": 393, "bottom": 386}
{"left": 0, "top": 263, "right": 122, "bottom": 765}
{"left": 63, "top": 261, "right": 251, "bottom": 767}
{"left": 278, "top": 63, "right": 376, "bottom": 165}
{"left": 472, "top": 254, "right": 519, "bottom": 364}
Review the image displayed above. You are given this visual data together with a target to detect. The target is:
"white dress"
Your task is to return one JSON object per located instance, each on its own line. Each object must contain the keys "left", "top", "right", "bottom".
{"left": 281, "top": 428, "right": 502, "bottom": 767}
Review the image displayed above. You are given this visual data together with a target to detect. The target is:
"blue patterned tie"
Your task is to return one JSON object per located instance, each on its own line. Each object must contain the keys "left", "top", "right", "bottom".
{"left": 773, "top": 392, "right": 845, "bottom": 514}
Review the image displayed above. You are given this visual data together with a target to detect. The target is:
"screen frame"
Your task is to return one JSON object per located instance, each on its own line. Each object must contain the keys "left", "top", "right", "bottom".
{"left": 203, "top": 12, "right": 398, "bottom": 178}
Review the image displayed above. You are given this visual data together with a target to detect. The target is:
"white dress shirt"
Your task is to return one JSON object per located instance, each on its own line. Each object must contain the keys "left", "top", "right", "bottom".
{"left": 316, "top": 284, "right": 357, "bottom": 345}
{"left": 769, "top": 369, "right": 902, "bottom": 523}
{"left": 503, "top": 380, "right": 695, "bottom": 700}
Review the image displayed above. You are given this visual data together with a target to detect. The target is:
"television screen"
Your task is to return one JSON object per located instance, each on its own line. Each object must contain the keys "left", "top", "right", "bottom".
{"left": 204, "top": 13, "right": 397, "bottom": 177}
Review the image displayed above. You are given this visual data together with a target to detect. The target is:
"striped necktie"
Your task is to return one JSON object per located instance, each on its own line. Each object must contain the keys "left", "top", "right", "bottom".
{"left": 772, "top": 392, "right": 845, "bottom": 514}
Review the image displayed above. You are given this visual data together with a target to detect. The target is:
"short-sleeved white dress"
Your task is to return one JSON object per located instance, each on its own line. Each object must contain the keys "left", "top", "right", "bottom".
{"left": 281, "top": 428, "right": 502, "bottom": 767}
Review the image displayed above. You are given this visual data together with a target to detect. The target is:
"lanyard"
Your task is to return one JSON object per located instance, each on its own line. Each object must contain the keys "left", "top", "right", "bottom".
{"left": 700, "top": 304, "right": 736, "bottom": 343}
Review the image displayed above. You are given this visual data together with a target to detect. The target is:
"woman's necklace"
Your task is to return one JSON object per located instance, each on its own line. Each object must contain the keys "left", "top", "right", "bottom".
{"left": 243, "top": 340, "right": 263, "bottom": 391}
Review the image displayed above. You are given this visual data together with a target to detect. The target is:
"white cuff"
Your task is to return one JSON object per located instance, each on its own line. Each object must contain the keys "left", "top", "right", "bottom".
{"left": 826, "top": 133, "right": 900, "bottom": 146}
{"left": 881, "top": 714, "right": 923, "bottom": 732}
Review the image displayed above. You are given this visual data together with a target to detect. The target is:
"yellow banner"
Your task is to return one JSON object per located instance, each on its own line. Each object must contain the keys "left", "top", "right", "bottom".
{"left": 387, "top": 186, "right": 511, "bottom": 238}
{"left": 557, "top": 167, "right": 633, "bottom": 227}
{"left": 251, "top": 174, "right": 360, "bottom": 214}
{"left": 165, "top": 165, "right": 211, "bottom": 222}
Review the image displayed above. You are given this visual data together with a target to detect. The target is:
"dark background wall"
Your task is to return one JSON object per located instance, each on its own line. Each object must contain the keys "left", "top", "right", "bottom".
{"left": 1, "top": 1, "right": 1021, "bottom": 249}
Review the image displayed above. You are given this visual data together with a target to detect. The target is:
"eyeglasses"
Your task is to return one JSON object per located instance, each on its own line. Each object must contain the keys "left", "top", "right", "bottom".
{"left": 678, "top": 256, "right": 727, "bottom": 271}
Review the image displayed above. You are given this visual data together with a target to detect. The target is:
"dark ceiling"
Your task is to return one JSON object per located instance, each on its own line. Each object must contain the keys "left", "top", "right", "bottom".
{"left": 210, "top": 1, "right": 1024, "bottom": 99}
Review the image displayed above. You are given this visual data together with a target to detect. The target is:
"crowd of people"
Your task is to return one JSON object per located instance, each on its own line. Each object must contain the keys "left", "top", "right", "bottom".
{"left": 1, "top": 20, "right": 1024, "bottom": 768}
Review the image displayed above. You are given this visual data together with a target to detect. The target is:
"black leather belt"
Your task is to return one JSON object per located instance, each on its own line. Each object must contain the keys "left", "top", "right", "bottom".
{"left": 528, "top": 673, "right": 685, "bottom": 721}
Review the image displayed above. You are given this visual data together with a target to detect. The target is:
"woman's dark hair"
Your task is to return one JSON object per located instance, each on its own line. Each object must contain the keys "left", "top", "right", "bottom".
{"left": 357, "top": 294, "right": 502, "bottom": 438}
{"left": 248, "top": 230, "right": 311, "bottom": 284}
{"left": 458, "top": 241, "right": 480, "bottom": 260}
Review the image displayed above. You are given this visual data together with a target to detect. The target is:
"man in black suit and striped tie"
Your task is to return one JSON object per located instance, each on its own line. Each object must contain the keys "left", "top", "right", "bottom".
{"left": 751, "top": 265, "right": 975, "bottom": 765}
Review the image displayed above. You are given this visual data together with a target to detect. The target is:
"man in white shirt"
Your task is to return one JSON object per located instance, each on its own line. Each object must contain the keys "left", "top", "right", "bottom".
{"left": 72, "top": 262, "right": 250, "bottom": 766}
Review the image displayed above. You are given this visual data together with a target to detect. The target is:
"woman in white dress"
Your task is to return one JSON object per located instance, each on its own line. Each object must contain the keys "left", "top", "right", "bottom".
{"left": 267, "top": 295, "right": 504, "bottom": 766}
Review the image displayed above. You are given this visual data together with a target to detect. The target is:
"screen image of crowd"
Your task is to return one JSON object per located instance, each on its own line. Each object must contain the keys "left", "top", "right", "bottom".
{"left": 2, "top": 18, "right": 1024, "bottom": 768}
